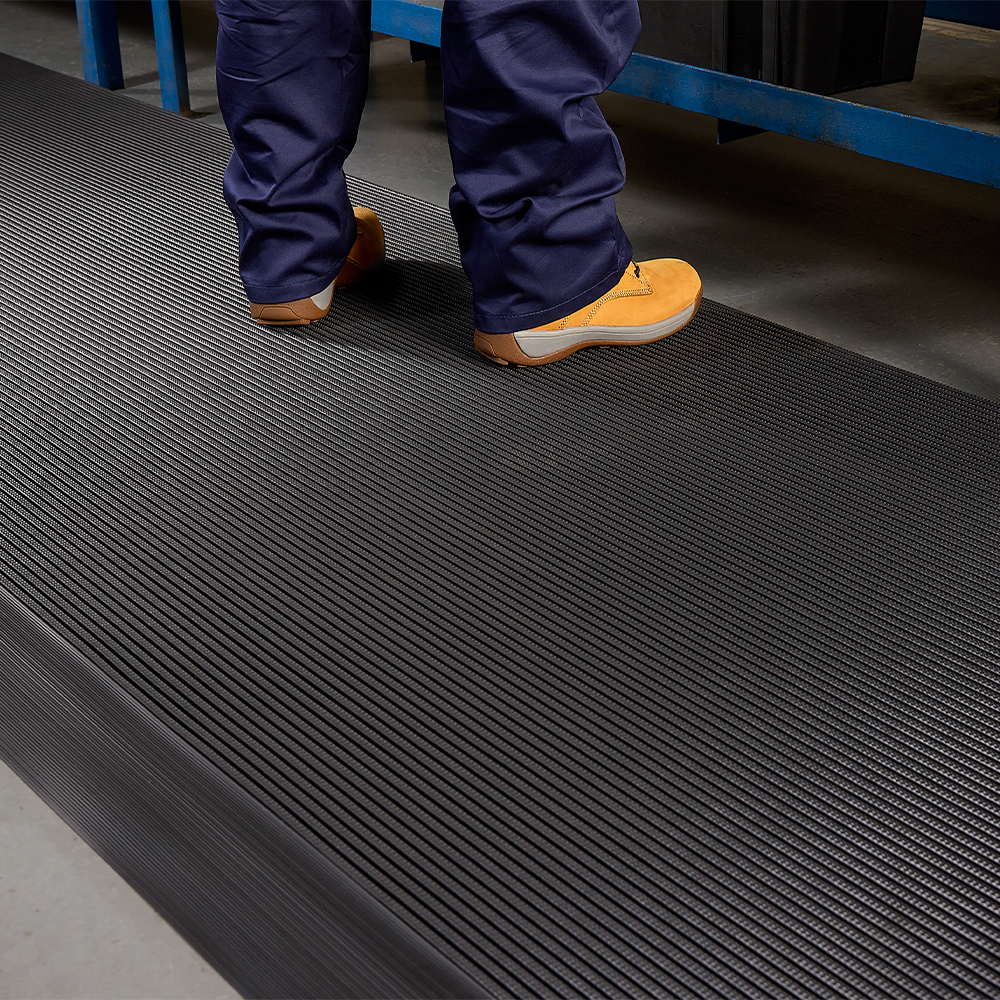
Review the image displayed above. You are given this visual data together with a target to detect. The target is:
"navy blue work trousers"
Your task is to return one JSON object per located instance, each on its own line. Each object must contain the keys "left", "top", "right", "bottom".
{"left": 215, "top": 0, "right": 640, "bottom": 333}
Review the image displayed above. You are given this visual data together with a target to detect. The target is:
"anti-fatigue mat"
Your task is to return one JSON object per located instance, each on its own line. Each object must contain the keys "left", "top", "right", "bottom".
{"left": 2, "top": 53, "right": 1000, "bottom": 1000}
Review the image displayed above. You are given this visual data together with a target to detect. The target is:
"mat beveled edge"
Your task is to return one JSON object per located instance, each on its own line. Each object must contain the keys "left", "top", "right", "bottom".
{"left": 0, "top": 584, "right": 491, "bottom": 1000}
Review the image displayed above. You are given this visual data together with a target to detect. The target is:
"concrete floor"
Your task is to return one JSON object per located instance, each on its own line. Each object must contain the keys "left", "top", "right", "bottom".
{"left": 0, "top": 1, "right": 998, "bottom": 997}
{"left": 0, "top": 760, "right": 238, "bottom": 1000}
{"left": 851, "top": 15, "right": 1000, "bottom": 134}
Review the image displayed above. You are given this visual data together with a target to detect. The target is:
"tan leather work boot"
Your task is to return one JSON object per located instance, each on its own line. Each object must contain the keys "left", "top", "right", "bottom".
{"left": 474, "top": 259, "right": 702, "bottom": 366}
{"left": 249, "top": 206, "right": 386, "bottom": 326}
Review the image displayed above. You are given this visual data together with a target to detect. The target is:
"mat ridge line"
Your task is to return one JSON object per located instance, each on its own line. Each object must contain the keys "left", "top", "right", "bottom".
{"left": 0, "top": 583, "right": 492, "bottom": 1000}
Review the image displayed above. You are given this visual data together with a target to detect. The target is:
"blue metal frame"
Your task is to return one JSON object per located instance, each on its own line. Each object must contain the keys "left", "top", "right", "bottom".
{"left": 613, "top": 53, "right": 1000, "bottom": 188}
{"left": 151, "top": 0, "right": 190, "bottom": 115}
{"left": 373, "top": 0, "right": 443, "bottom": 47}
{"left": 75, "top": 0, "right": 123, "bottom": 91}
{"left": 370, "top": 0, "right": 1000, "bottom": 189}
{"left": 71, "top": 0, "right": 1000, "bottom": 186}
{"left": 75, "top": 0, "right": 188, "bottom": 112}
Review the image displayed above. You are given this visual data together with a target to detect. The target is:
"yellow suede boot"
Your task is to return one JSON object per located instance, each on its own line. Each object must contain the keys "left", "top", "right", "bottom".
{"left": 474, "top": 259, "right": 702, "bottom": 366}
{"left": 249, "top": 206, "right": 386, "bottom": 326}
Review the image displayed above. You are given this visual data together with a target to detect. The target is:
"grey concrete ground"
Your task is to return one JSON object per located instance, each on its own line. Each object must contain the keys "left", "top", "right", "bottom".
{"left": 851, "top": 16, "right": 1000, "bottom": 134}
{"left": 0, "top": 760, "right": 240, "bottom": 1000}
{"left": 0, "top": 1, "right": 999, "bottom": 997}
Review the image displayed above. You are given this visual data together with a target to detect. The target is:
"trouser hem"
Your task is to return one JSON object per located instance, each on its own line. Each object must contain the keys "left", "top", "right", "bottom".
{"left": 472, "top": 244, "right": 632, "bottom": 335}
{"left": 241, "top": 261, "right": 346, "bottom": 306}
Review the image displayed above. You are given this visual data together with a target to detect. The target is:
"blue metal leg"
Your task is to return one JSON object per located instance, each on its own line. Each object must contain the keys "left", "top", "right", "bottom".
{"left": 75, "top": 0, "right": 124, "bottom": 90}
{"left": 151, "top": 0, "right": 190, "bottom": 114}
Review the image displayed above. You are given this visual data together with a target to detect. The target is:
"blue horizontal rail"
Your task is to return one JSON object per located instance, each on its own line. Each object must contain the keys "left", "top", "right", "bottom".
{"left": 614, "top": 54, "right": 1000, "bottom": 188}
{"left": 372, "top": 0, "right": 444, "bottom": 47}
{"left": 371, "top": 0, "right": 1000, "bottom": 189}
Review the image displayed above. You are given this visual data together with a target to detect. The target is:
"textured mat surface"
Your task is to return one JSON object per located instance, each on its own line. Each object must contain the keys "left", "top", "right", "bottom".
{"left": 3, "top": 53, "right": 1000, "bottom": 999}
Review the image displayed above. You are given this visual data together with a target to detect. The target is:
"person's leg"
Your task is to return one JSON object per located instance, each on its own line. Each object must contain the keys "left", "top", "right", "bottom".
{"left": 441, "top": 0, "right": 702, "bottom": 367}
{"left": 215, "top": 0, "right": 374, "bottom": 313}
{"left": 440, "top": 0, "right": 641, "bottom": 335}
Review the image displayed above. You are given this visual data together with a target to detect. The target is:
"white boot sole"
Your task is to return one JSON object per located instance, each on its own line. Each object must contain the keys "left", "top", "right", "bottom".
{"left": 511, "top": 300, "right": 700, "bottom": 359}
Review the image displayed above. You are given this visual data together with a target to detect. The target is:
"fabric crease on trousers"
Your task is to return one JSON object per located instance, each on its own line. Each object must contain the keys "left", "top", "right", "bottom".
{"left": 215, "top": 0, "right": 641, "bottom": 333}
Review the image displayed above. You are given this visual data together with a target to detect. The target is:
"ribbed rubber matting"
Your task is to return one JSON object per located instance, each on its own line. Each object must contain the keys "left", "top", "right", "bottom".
{"left": 3, "top": 54, "right": 1000, "bottom": 1000}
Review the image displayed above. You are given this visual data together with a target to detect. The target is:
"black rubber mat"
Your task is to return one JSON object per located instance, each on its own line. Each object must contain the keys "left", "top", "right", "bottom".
{"left": 3, "top": 53, "right": 1000, "bottom": 1000}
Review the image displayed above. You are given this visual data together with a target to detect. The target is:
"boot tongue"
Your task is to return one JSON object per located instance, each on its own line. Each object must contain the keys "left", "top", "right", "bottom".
{"left": 621, "top": 261, "right": 647, "bottom": 291}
